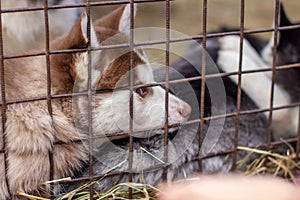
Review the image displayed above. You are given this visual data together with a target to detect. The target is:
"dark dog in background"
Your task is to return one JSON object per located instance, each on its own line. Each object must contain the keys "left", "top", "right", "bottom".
{"left": 261, "top": 5, "right": 300, "bottom": 103}
{"left": 156, "top": 3, "right": 299, "bottom": 141}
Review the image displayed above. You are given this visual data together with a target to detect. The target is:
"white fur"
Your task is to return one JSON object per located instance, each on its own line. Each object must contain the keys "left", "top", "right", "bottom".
{"left": 261, "top": 34, "right": 276, "bottom": 67}
{"left": 218, "top": 35, "right": 298, "bottom": 139}
{"left": 2, "top": 0, "right": 82, "bottom": 54}
{"left": 119, "top": 4, "right": 137, "bottom": 34}
{"left": 80, "top": 13, "right": 99, "bottom": 48}
{"left": 78, "top": 15, "right": 102, "bottom": 89}
{"left": 111, "top": 64, "right": 191, "bottom": 136}
{"left": 261, "top": 9, "right": 282, "bottom": 67}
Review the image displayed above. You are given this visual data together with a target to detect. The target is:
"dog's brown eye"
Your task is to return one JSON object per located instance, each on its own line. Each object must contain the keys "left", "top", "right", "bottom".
{"left": 135, "top": 87, "right": 148, "bottom": 97}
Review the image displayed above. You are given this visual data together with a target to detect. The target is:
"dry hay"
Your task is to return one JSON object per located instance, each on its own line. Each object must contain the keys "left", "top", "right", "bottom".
{"left": 18, "top": 141, "right": 300, "bottom": 199}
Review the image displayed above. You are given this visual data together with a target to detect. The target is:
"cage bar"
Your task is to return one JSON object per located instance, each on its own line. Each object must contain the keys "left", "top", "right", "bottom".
{"left": 128, "top": 0, "right": 135, "bottom": 198}
{"left": 198, "top": 0, "right": 208, "bottom": 172}
{"left": 163, "top": 0, "right": 171, "bottom": 181}
{"left": 266, "top": 0, "right": 280, "bottom": 146}
{"left": 42, "top": 0, "right": 55, "bottom": 198}
{"left": 231, "top": 0, "right": 245, "bottom": 171}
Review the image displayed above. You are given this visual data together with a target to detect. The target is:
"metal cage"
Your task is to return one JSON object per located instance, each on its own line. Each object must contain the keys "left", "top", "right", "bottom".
{"left": 0, "top": 0, "right": 299, "bottom": 199}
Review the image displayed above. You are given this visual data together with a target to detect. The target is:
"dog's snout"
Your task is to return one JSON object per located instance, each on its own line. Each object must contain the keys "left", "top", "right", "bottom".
{"left": 178, "top": 103, "right": 191, "bottom": 118}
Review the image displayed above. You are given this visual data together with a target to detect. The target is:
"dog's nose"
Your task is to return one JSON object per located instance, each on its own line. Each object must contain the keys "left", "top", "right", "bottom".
{"left": 178, "top": 103, "right": 192, "bottom": 118}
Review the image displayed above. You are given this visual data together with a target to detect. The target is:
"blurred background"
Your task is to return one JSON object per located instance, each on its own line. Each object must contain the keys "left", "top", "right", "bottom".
{"left": 92, "top": 0, "right": 300, "bottom": 37}
{"left": 91, "top": 0, "right": 300, "bottom": 64}
{"left": 4, "top": 0, "right": 299, "bottom": 60}
{"left": 3, "top": 0, "right": 299, "bottom": 58}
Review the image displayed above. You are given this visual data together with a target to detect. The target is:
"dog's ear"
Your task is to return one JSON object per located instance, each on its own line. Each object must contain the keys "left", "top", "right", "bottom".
{"left": 279, "top": 3, "right": 292, "bottom": 27}
{"left": 67, "top": 12, "right": 98, "bottom": 48}
{"left": 94, "top": 4, "right": 137, "bottom": 34}
{"left": 92, "top": 4, "right": 140, "bottom": 89}
{"left": 50, "top": 12, "right": 100, "bottom": 88}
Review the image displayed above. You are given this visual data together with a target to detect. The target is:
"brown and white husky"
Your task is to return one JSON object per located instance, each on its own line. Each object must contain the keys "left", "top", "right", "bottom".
{"left": 0, "top": 4, "right": 191, "bottom": 199}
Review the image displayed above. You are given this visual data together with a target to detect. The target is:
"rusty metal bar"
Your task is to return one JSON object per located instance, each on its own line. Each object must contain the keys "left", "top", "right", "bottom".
{"left": 267, "top": 0, "right": 280, "bottom": 145}
{"left": 42, "top": 0, "right": 55, "bottom": 198}
{"left": 1, "top": 100, "right": 299, "bottom": 156}
{"left": 198, "top": 0, "right": 208, "bottom": 173}
{"left": 1, "top": 61, "right": 300, "bottom": 107}
{"left": 0, "top": 0, "right": 170, "bottom": 14}
{"left": 231, "top": 0, "right": 245, "bottom": 171}
{"left": 87, "top": 102, "right": 300, "bottom": 143}
{"left": 163, "top": 0, "right": 170, "bottom": 181}
{"left": 84, "top": 0, "right": 94, "bottom": 199}
{"left": 196, "top": 136, "right": 300, "bottom": 160}
{"left": 128, "top": 0, "right": 135, "bottom": 198}
{"left": 0, "top": 0, "right": 11, "bottom": 198}
{"left": 42, "top": 101, "right": 300, "bottom": 147}
{"left": 208, "top": 102, "right": 300, "bottom": 121}
{"left": 3, "top": 24, "right": 300, "bottom": 60}
{"left": 1, "top": 132, "right": 298, "bottom": 166}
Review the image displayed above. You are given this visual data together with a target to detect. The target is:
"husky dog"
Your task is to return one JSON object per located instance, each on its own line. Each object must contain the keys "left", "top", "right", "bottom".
{"left": 0, "top": 4, "right": 191, "bottom": 199}
{"left": 2, "top": 0, "right": 82, "bottom": 54}
{"left": 72, "top": 2, "right": 300, "bottom": 195}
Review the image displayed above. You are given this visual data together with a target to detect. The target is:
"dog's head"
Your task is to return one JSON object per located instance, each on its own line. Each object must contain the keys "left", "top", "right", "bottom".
{"left": 51, "top": 5, "right": 191, "bottom": 137}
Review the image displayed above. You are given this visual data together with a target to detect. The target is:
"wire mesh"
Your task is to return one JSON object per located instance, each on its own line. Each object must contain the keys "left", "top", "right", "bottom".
{"left": 0, "top": 0, "right": 299, "bottom": 198}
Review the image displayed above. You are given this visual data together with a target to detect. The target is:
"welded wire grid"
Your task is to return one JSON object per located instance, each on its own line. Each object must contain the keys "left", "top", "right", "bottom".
{"left": 0, "top": 0, "right": 299, "bottom": 199}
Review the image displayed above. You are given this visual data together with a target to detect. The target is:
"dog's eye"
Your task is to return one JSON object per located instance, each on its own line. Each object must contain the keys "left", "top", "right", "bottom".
{"left": 135, "top": 87, "right": 148, "bottom": 97}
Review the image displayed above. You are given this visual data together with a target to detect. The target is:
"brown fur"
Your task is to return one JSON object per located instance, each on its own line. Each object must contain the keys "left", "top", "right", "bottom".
{"left": 0, "top": 6, "right": 135, "bottom": 199}
{"left": 98, "top": 52, "right": 144, "bottom": 89}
